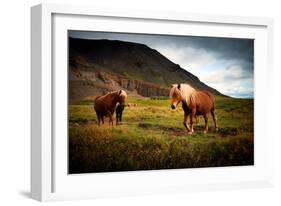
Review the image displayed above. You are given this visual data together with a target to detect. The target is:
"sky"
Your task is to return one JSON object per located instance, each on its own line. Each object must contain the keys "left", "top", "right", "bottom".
{"left": 69, "top": 30, "right": 254, "bottom": 98}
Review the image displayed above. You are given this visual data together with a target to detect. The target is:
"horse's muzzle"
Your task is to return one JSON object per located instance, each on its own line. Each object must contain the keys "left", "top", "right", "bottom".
{"left": 171, "top": 105, "right": 176, "bottom": 110}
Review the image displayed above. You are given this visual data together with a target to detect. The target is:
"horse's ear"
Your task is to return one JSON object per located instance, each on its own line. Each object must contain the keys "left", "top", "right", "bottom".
{"left": 119, "top": 90, "right": 122, "bottom": 95}
{"left": 177, "top": 84, "right": 181, "bottom": 90}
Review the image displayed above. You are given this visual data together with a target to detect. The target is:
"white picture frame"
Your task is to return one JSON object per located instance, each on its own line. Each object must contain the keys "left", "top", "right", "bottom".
{"left": 31, "top": 3, "right": 274, "bottom": 202}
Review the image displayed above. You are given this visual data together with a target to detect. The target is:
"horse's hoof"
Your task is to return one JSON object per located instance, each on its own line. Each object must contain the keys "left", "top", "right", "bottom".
{"left": 187, "top": 131, "right": 193, "bottom": 135}
{"left": 203, "top": 130, "right": 207, "bottom": 134}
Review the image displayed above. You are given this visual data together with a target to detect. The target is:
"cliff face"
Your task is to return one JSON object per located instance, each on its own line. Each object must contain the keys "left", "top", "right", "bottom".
{"left": 69, "top": 38, "right": 224, "bottom": 102}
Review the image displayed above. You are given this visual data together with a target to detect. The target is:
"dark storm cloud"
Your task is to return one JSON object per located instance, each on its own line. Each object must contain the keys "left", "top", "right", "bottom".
{"left": 178, "top": 36, "right": 254, "bottom": 63}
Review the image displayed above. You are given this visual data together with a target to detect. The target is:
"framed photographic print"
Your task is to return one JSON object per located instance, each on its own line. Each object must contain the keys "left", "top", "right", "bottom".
{"left": 31, "top": 3, "right": 274, "bottom": 201}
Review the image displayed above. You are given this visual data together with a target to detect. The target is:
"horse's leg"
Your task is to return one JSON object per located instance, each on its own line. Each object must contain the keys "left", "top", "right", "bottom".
{"left": 109, "top": 112, "right": 113, "bottom": 126}
{"left": 189, "top": 110, "right": 196, "bottom": 134}
{"left": 96, "top": 112, "right": 101, "bottom": 126}
{"left": 203, "top": 113, "right": 209, "bottom": 134}
{"left": 116, "top": 112, "right": 118, "bottom": 125}
{"left": 183, "top": 112, "right": 190, "bottom": 133}
{"left": 101, "top": 115, "right": 104, "bottom": 125}
{"left": 211, "top": 109, "right": 218, "bottom": 131}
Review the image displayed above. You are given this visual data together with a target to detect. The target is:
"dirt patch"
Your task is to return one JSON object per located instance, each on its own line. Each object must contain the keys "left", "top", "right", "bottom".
{"left": 217, "top": 127, "right": 239, "bottom": 137}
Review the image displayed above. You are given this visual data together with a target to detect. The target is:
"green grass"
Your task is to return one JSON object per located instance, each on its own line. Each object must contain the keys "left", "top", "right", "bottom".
{"left": 69, "top": 96, "right": 254, "bottom": 173}
{"left": 77, "top": 99, "right": 95, "bottom": 105}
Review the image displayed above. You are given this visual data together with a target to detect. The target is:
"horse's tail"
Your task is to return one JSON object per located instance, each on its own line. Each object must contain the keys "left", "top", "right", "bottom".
{"left": 94, "top": 95, "right": 102, "bottom": 106}
{"left": 94, "top": 95, "right": 102, "bottom": 112}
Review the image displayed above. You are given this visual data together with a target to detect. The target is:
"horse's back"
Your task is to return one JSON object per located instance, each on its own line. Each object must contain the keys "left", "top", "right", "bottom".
{"left": 95, "top": 95, "right": 102, "bottom": 101}
{"left": 94, "top": 95, "right": 106, "bottom": 112}
{"left": 94, "top": 93, "right": 116, "bottom": 115}
{"left": 192, "top": 91, "right": 215, "bottom": 114}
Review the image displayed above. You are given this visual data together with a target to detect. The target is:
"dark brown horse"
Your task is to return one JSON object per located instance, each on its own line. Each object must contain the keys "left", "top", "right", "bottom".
{"left": 94, "top": 90, "right": 127, "bottom": 126}
{"left": 170, "top": 83, "right": 218, "bottom": 134}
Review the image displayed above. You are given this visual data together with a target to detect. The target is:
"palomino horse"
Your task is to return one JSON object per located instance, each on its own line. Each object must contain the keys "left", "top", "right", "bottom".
{"left": 94, "top": 90, "right": 127, "bottom": 126}
{"left": 170, "top": 84, "right": 218, "bottom": 134}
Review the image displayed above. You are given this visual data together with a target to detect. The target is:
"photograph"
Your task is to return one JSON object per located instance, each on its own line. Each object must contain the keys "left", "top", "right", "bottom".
{"left": 68, "top": 30, "right": 254, "bottom": 174}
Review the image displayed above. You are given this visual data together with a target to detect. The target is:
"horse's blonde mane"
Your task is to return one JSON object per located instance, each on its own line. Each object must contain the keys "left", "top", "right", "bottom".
{"left": 119, "top": 90, "right": 127, "bottom": 98}
{"left": 170, "top": 83, "right": 195, "bottom": 104}
{"left": 105, "top": 90, "right": 127, "bottom": 98}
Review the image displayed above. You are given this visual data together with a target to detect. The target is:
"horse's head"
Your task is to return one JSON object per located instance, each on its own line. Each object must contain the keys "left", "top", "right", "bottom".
{"left": 117, "top": 90, "right": 127, "bottom": 106}
{"left": 169, "top": 84, "right": 183, "bottom": 110}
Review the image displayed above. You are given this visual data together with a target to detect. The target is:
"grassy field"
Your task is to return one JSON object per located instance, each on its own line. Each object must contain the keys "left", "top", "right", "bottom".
{"left": 69, "top": 96, "right": 254, "bottom": 174}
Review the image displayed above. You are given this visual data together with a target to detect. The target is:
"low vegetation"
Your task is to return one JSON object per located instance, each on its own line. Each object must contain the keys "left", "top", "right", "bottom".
{"left": 69, "top": 96, "right": 254, "bottom": 173}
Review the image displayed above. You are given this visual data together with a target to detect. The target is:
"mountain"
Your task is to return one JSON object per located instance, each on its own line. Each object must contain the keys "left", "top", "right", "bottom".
{"left": 69, "top": 37, "right": 224, "bottom": 102}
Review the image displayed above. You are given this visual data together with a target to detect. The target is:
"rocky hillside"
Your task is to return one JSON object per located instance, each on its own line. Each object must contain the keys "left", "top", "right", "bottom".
{"left": 69, "top": 37, "right": 224, "bottom": 102}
